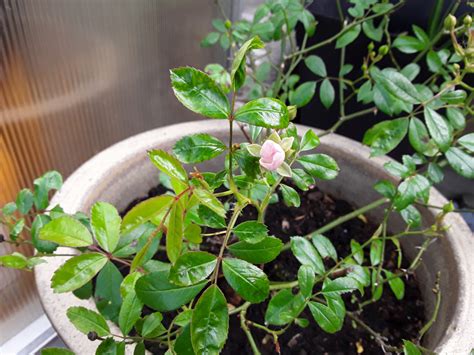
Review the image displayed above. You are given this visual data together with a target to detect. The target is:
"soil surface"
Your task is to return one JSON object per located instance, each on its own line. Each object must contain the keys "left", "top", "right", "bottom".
{"left": 117, "top": 183, "right": 425, "bottom": 354}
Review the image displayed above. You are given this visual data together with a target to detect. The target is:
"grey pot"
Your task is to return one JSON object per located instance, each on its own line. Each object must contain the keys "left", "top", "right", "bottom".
{"left": 35, "top": 120, "right": 474, "bottom": 354}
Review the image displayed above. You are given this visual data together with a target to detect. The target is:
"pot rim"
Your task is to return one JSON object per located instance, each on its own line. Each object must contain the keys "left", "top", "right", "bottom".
{"left": 34, "top": 120, "right": 474, "bottom": 354}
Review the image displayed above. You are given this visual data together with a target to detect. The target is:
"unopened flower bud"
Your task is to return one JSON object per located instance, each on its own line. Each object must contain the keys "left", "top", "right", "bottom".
{"left": 225, "top": 20, "right": 232, "bottom": 29}
{"left": 453, "top": 63, "right": 461, "bottom": 71}
{"left": 443, "top": 201, "right": 454, "bottom": 214}
{"left": 463, "top": 15, "right": 472, "bottom": 27}
{"left": 87, "top": 331, "right": 98, "bottom": 341}
{"left": 378, "top": 45, "right": 389, "bottom": 56}
{"left": 444, "top": 15, "right": 457, "bottom": 31}
{"left": 368, "top": 42, "right": 375, "bottom": 52}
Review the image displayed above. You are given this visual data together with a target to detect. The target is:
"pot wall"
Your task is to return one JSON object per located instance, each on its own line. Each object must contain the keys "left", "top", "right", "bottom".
{"left": 35, "top": 120, "right": 474, "bottom": 354}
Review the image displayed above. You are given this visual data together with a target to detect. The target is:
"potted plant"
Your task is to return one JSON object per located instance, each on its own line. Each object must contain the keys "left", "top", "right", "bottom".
{"left": 1, "top": 1, "right": 473, "bottom": 354}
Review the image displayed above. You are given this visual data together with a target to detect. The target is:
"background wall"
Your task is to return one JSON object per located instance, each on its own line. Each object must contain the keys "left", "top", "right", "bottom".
{"left": 0, "top": 0, "right": 230, "bottom": 344}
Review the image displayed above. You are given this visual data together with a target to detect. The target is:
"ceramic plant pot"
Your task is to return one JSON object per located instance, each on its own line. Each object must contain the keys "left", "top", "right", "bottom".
{"left": 35, "top": 120, "right": 474, "bottom": 354}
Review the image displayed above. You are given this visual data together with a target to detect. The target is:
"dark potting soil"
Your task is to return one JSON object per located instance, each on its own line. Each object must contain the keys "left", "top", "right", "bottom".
{"left": 116, "top": 183, "right": 425, "bottom": 355}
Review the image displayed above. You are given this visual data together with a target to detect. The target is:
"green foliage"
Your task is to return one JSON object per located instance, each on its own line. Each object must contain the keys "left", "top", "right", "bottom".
{"left": 233, "top": 220, "right": 268, "bottom": 243}
{"left": 222, "top": 258, "right": 269, "bottom": 303}
{"left": 234, "top": 97, "right": 289, "bottom": 128}
{"left": 191, "top": 285, "right": 228, "bottom": 354}
{"left": 363, "top": 118, "right": 408, "bottom": 156}
{"left": 91, "top": 202, "right": 121, "bottom": 253}
{"left": 265, "top": 289, "right": 306, "bottom": 325}
{"left": 173, "top": 134, "right": 227, "bottom": 164}
{"left": 170, "top": 67, "right": 230, "bottom": 119}
{"left": 227, "top": 236, "right": 283, "bottom": 264}
{"left": 66, "top": 306, "right": 110, "bottom": 336}
{"left": 40, "top": 216, "right": 93, "bottom": 247}
{"left": 135, "top": 271, "right": 206, "bottom": 312}
{"left": 297, "top": 154, "right": 339, "bottom": 180}
{"left": 52, "top": 253, "right": 108, "bottom": 293}
{"left": 169, "top": 252, "right": 217, "bottom": 286}
{"left": 291, "top": 236, "right": 324, "bottom": 275}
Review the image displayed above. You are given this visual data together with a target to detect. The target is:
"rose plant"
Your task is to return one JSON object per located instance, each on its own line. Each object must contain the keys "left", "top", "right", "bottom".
{"left": 1, "top": 1, "right": 473, "bottom": 354}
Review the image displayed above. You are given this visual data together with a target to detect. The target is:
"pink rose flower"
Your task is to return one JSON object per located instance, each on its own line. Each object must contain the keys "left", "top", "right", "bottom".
{"left": 259, "top": 140, "right": 285, "bottom": 171}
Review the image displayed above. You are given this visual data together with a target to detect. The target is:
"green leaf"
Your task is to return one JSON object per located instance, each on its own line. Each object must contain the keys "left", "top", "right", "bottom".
{"left": 424, "top": 107, "right": 452, "bottom": 152}
{"left": 231, "top": 36, "right": 264, "bottom": 90}
{"left": 148, "top": 149, "right": 188, "bottom": 182}
{"left": 234, "top": 97, "right": 289, "bottom": 129}
{"left": 201, "top": 32, "right": 220, "bottom": 47}
{"left": 298, "top": 265, "right": 315, "bottom": 298}
{"left": 265, "top": 289, "right": 306, "bottom": 325}
{"left": 95, "top": 262, "right": 123, "bottom": 322}
{"left": 16, "top": 189, "right": 33, "bottom": 214}
{"left": 351, "top": 240, "right": 364, "bottom": 264}
{"left": 227, "top": 236, "right": 283, "bottom": 264}
{"left": 289, "top": 82, "right": 316, "bottom": 108}
{"left": 312, "top": 234, "right": 337, "bottom": 262}
{"left": 66, "top": 306, "right": 110, "bottom": 336}
{"left": 400, "top": 205, "right": 422, "bottom": 227}
{"left": 300, "top": 130, "right": 320, "bottom": 151}
{"left": 308, "top": 301, "right": 343, "bottom": 333}
{"left": 408, "top": 117, "right": 437, "bottom": 156}
{"left": 394, "top": 174, "right": 431, "bottom": 210}
{"left": 280, "top": 184, "right": 301, "bottom": 207}
{"left": 142, "top": 312, "right": 165, "bottom": 337}
{"left": 0, "top": 253, "right": 28, "bottom": 269}
{"left": 458, "top": 133, "right": 474, "bottom": 153}
{"left": 118, "top": 290, "right": 143, "bottom": 335}
{"left": 362, "top": 19, "right": 383, "bottom": 42}
{"left": 440, "top": 90, "right": 467, "bottom": 104}
{"left": 33, "top": 171, "right": 63, "bottom": 210}
{"left": 298, "top": 154, "right": 339, "bottom": 180}
{"left": 91, "top": 202, "right": 121, "bottom": 253}
{"left": 167, "top": 201, "right": 184, "bottom": 264}
{"left": 363, "top": 118, "right": 408, "bottom": 156}
{"left": 370, "top": 68, "right": 422, "bottom": 104}
{"left": 336, "top": 24, "right": 361, "bottom": 48}
{"left": 96, "top": 338, "right": 125, "bottom": 355}
{"left": 427, "top": 162, "right": 444, "bottom": 184}
{"left": 403, "top": 340, "right": 422, "bottom": 355}
{"left": 305, "top": 55, "right": 326, "bottom": 77}
{"left": 222, "top": 258, "right": 269, "bottom": 303}
{"left": 320, "top": 79, "right": 335, "bottom": 109}
{"left": 370, "top": 239, "right": 383, "bottom": 266}
{"left": 191, "top": 285, "right": 228, "bottom": 355}
{"left": 195, "top": 205, "right": 226, "bottom": 229}
{"left": 401, "top": 63, "right": 421, "bottom": 81}
{"left": 121, "top": 195, "right": 174, "bottom": 233}
{"left": 39, "top": 216, "right": 92, "bottom": 247}
{"left": 233, "top": 221, "right": 268, "bottom": 244}
{"left": 174, "top": 325, "right": 195, "bottom": 355}
{"left": 135, "top": 271, "right": 206, "bottom": 312}
{"left": 184, "top": 223, "right": 202, "bottom": 244}
{"left": 173, "top": 134, "right": 226, "bottom": 164}
{"left": 290, "top": 236, "right": 324, "bottom": 275}
{"left": 10, "top": 218, "right": 25, "bottom": 240}
{"left": 73, "top": 281, "right": 93, "bottom": 300}
{"left": 193, "top": 188, "right": 226, "bottom": 218}
{"left": 291, "top": 169, "right": 315, "bottom": 191}
{"left": 446, "top": 108, "right": 465, "bottom": 130}
{"left": 385, "top": 270, "right": 405, "bottom": 300}
{"left": 321, "top": 277, "right": 359, "bottom": 296}
{"left": 170, "top": 67, "right": 230, "bottom": 119}
{"left": 357, "top": 81, "right": 373, "bottom": 104}
{"left": 31, "top": 215, "right": 58, "bottom": 253}
{"left": 41, "top": 348, "right": 74, "bottom": 355}
{"left": 120, "top": 271, "right": 142, "bottom": 299}
{"left": 2, "top": 202, "right": 16, "bottom": 216}
{"left": 52, "top": 253, "right": 108, "bottom": 293}
{"left": 426, "top": 50, "right": 444, "bottom": 73}
{"left": 169, "top": 252, "right": 217, "bottom": 286}
{"left": 445, "top": 147, "right": 474, "bottom": 179}
{"left": 393, "top": 35, "right": 424, "bottom": 53}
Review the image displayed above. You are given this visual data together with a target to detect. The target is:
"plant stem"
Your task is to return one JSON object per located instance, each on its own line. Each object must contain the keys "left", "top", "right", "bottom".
{"left": 418, "top": 272, "right": 441, "bottom": 341}
{"left": 320, "top": 107, "right": 377, "bottom": 137}
{"left": 286, "top": 1, "right": 405, "bottom": 59}
{"left": 213, "top": 203, "right": 246, "bottom": 283}
{"left": 240, "top": 305, "right": 262, "bottom": 355}
{"left": 281, "top": 197, "right": 387, "bottom": 251}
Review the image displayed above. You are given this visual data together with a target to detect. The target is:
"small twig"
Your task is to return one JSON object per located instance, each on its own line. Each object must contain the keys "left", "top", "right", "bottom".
{"left": 418, "top": 272, "right": 442, "bottom": 341}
